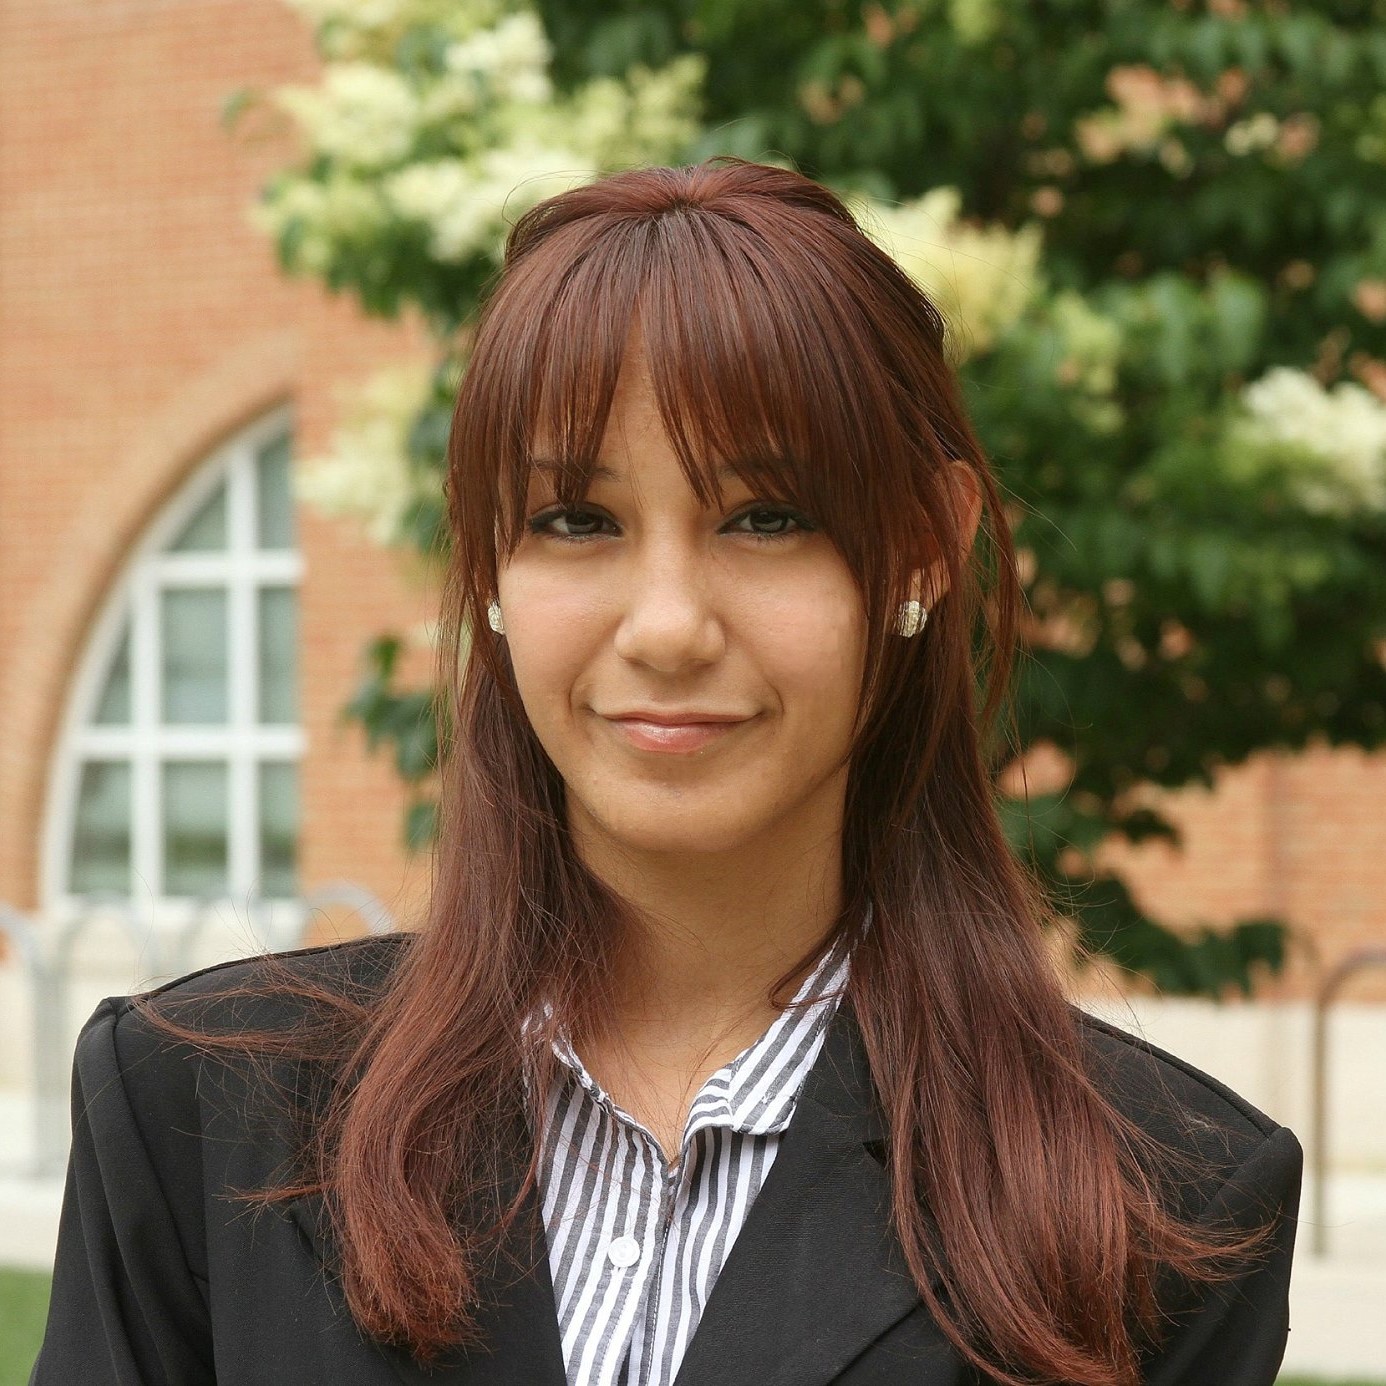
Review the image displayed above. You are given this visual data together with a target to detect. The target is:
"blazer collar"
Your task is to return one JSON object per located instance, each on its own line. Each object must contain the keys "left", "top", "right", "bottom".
{"left": 287, "top": 1000, "right": 944, "bottom": 1386}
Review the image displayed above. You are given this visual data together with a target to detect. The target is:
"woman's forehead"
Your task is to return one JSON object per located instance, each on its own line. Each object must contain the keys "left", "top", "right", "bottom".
{"left": 529, "top": 344, "right": 660, "bottom": 456}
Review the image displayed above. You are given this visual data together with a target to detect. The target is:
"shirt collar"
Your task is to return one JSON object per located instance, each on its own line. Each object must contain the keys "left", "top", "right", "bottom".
{"left": 544, "top": 934, "right": 853, "bottom": 1144}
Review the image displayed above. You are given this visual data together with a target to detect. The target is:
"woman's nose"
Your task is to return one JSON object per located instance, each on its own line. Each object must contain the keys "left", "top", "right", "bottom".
{"left": 611, "top": 544, "right": 725, "bottom": 674}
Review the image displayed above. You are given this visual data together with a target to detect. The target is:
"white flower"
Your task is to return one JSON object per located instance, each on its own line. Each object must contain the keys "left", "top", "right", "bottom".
{"left": 417, "top": 70, "right": 484, "bottom": 124}
{"left": 283, "top": 0, "right": 406, "bottom": 27}
{"left": 1234, "top": 367, "right": 1386, "bottom": 514}
{"left": 294, "top": 362, "right": 437, "bottom": 546}
{"left": 384, "top": 159, "right": 490, "bottom": 260}
{"left": 514, "top": 54, "right": 703, "bottom": 170}
{"left": 253, "top": 174, "right": 390, "bottom": 272}
{"left": 444, "top": 12, "right": 552, "bottom": 104}
{"left": 479, "top": 143, "right": 590, "bottom": 207}
{"left": 1044, "top": 292, "right": 1125, "bottom": 433}
{"left": 284, "top": 0, "right": 511, "bottom": 46}
{"left": 385, "top": 150, "right": 588, "bottom": 262}
{"left": 948, "top": 0, "right": 1001, "bottom": 45}
{"left": 276, "top": 63, "right": 419, "bottom": 169}
{"left": 861, "top": 188, "right": 1044, "bottom": 359}
{"left": 1225, "top": 112, "right": 1280, "bottom": 157}
{"left": 275, "top": 63, "right": 415, "bottom": 169}
{"left": 1051, "top": 291, "right": 1121, "bottom": 397}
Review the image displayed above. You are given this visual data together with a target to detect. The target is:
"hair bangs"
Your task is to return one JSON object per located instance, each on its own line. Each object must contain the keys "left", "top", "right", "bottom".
{"left": 648, "top": 209, "right": 943, "bottom": 575}
{"left": 492, "top": 222, "right": 649, "bottom": 552}
{"left": 485, "top": 202, "right": 935, "bottom": 555}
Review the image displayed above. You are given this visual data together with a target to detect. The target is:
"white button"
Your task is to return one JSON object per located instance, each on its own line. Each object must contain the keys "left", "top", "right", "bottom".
{"left": 607, "top": 1235, "right": 641, "bottom": 1268}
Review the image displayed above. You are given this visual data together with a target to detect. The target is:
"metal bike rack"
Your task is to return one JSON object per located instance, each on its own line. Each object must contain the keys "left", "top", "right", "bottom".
{"left": 301, "top": 880, "right": 397, "bottom": 937}
{"left": 0, "top": 886, "right": 397, "bottom": 1179}
{"left": 1309, "top": 945, "right": 1386, "bottom": 1257}
{"left": 0, "top": 903, "right": 68, "bottom": 1177}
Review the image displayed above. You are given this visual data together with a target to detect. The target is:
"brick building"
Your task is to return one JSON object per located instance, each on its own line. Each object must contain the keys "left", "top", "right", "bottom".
{"left": 1, "top": 0, "right": 442, "bottom": 954}
{"left": 1, "top": 0, "right": 1383, "bottom": 1012}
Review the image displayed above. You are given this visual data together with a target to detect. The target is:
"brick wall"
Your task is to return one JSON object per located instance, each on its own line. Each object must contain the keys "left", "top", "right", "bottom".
{"left": 0, "top": 0, "right": 436, "bottom": 930}
{"left": 1099, "top": 746, "right": 1386, "bottom": 1002}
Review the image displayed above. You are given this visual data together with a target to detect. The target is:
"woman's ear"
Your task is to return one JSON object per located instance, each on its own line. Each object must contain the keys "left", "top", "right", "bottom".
{"left": 911, "top": 459, "right": 984, "bottom": 605}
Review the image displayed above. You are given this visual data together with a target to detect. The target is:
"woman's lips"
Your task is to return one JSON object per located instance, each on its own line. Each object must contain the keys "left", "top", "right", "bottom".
{"left": 601, "top": 715, "right": 751, "bottom": 754}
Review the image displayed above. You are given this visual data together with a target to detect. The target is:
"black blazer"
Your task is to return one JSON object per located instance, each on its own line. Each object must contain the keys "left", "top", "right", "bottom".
{"left": 31, "top": 935, "right": 1303, "bottom": 1386}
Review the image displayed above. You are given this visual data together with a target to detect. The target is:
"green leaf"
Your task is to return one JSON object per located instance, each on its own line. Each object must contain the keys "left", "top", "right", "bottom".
{"left": 404, "top": 798, "right": 439, "bottom": 851}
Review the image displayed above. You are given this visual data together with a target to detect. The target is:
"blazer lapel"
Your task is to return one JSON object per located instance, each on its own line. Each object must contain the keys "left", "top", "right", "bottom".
{"left": 672, "top": 1002, "right": 949, "bottom": 1386}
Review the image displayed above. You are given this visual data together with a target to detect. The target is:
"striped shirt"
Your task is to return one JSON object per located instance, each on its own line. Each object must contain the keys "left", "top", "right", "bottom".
{"left": 532, "top": 943, "right": 851, "bottom": 1386}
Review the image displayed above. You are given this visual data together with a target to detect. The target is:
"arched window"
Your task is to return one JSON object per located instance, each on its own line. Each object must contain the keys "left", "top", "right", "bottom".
{"left": 44, "top": 411, "right": 303, "bottom": 912}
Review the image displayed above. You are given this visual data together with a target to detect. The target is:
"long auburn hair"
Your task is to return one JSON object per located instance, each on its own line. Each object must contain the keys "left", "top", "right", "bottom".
{"left": 146, "top": 158, "right": 1271, "bottom": 1386}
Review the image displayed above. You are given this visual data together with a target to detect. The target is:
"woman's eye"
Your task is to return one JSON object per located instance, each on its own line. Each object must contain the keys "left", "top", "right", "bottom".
{"left": 529, "top": 506, "right": 613, "bottom": 539}
{"left": 725, "top": 505, "right": 815, "bottom": 539}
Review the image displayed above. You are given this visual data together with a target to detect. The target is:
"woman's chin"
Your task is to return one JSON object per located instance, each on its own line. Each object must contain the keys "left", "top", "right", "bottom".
{"left": 573, "top": 799, "right": 771, "bottom": 861}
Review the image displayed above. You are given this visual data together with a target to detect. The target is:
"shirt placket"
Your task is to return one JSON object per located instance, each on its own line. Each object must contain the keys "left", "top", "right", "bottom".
{"left": 583, "top": 1105, "right": 664, "bottom": 1386}
{"left": 624, "top": 1125, "right": 709, "bottom": 1386}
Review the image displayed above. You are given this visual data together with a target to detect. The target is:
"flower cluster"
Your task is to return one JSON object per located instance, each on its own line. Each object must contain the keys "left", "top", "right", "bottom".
{"left": 383, "top": 149, "right": 584, "bottom": 263}
{"left": 1049, "top": 291, "right": 1124, "bottom": 434}
{"left": 293, "top": 362, "right": 437, "bottom": 546}
{"left": 860, "top": 186, "right": 1044, "bottom": 361}
{"left": 1072, "top": 62, "right": 1320, "bottom": 175}
{"left": 1224, "top": 111, "right": 1320, "bottom": 163}
{"left": 254, "top": 0, "right": 702, "bottom": 282}
{"left": 276, "top": 62, "right": 421, "bottom": 169}
{"left": 947, "top": 0, "right": 1001, "bottom": 46}
{"left": 1074, "top": 65, "right": 1215, "bottom": 168}
{"left": 1230, "top": 367, "right": 1386, "bottom": 516}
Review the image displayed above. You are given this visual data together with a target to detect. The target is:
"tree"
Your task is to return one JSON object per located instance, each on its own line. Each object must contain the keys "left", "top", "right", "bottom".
{"left": 241, "top": 0, "right": 1386, "bottom": 996}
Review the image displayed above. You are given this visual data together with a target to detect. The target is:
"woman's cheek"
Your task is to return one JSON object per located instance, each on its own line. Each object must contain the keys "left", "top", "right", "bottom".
{"left": 767, "top": 594, "right": 865, "bottom": 695}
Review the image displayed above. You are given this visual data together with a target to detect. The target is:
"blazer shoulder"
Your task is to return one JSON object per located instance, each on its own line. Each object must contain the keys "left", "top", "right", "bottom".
{"left": 144, "top": 928, "right": 412, "bottom": 1000}
{"left": 1071, "top": 1005, "right": 1294, "bottom": 1214}
{"left": 76, "top": 932, "right": 413, "bottom": 1134}
{"left": 101, "top": 930, "right": 412, "bottom": 1033}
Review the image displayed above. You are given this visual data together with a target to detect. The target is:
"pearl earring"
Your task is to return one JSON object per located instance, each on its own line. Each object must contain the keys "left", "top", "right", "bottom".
{"left": 486, "top": 600, "right": 505, "bottom": 635}
{"left": 895, "top": 600, "right": 928, "bottom": 637}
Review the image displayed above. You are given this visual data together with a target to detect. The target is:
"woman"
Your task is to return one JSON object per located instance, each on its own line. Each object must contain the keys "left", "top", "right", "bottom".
{"left": 32, "top": 158, "right": 1302, "bottom": 1386}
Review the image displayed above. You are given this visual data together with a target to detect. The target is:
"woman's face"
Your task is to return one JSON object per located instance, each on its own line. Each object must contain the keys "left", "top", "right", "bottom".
{"left": 495, "top": 338, "right": 868, "bottom": 866}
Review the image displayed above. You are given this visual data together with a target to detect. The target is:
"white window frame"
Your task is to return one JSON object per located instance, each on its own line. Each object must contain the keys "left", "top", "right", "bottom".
{"left": 42, "top": 407, "right": 306, "bottom": 926}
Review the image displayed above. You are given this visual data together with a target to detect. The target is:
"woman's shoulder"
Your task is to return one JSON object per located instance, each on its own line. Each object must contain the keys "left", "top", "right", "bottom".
{"left": 74, "top": 932, "right": 414, "bottom": 1121}
{"left": 147, "top": 928, "right": 412, "bottom": 1002}
{"left": 95, "top": 930, "right": 412, "bottom": 1034}
{"left": 1071, "top": 1004, "right": 1301, "bottom": 1219}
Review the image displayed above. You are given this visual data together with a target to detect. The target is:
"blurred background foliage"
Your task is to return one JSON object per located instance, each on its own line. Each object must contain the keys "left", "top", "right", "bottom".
{"left": 236, "top": 0, "right": 1386, "bottom": 996}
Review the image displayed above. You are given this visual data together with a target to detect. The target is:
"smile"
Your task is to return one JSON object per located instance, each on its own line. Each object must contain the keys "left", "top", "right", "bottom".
{"left": 598, "top": 712, "right": 754, "bottom": 755}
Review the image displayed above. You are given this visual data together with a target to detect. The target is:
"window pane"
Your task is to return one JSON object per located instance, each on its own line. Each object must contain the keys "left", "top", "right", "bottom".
{"left": 256, "top": 432, "right": 294, "bottom": 550}
{"left": 71, "top": 761, "right": 132, "bottom": 894}
{"left": 257, "top": 587, "right": 297, "bottom": 724}
{"left": 163, "top": 761, "right": 228, "bottom": 896}
{"left": 161, "top": 588, "right": 228, "bottom": 724}
{"left": 259, "top": 762, "right": 298, "bottom": 898}
{"left": 93, "top": 622, "right": 132, "bottom": 725}
{"left": 169, "top": 483, "right": 227, "bottom": 552}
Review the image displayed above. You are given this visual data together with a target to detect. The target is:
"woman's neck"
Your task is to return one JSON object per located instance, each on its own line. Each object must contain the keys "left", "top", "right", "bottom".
{"left": 569, "top": 810, "right": 845, "bottom": 1057}
{"left": 562, "top": 813, "right": 845, "bottom": 1161}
